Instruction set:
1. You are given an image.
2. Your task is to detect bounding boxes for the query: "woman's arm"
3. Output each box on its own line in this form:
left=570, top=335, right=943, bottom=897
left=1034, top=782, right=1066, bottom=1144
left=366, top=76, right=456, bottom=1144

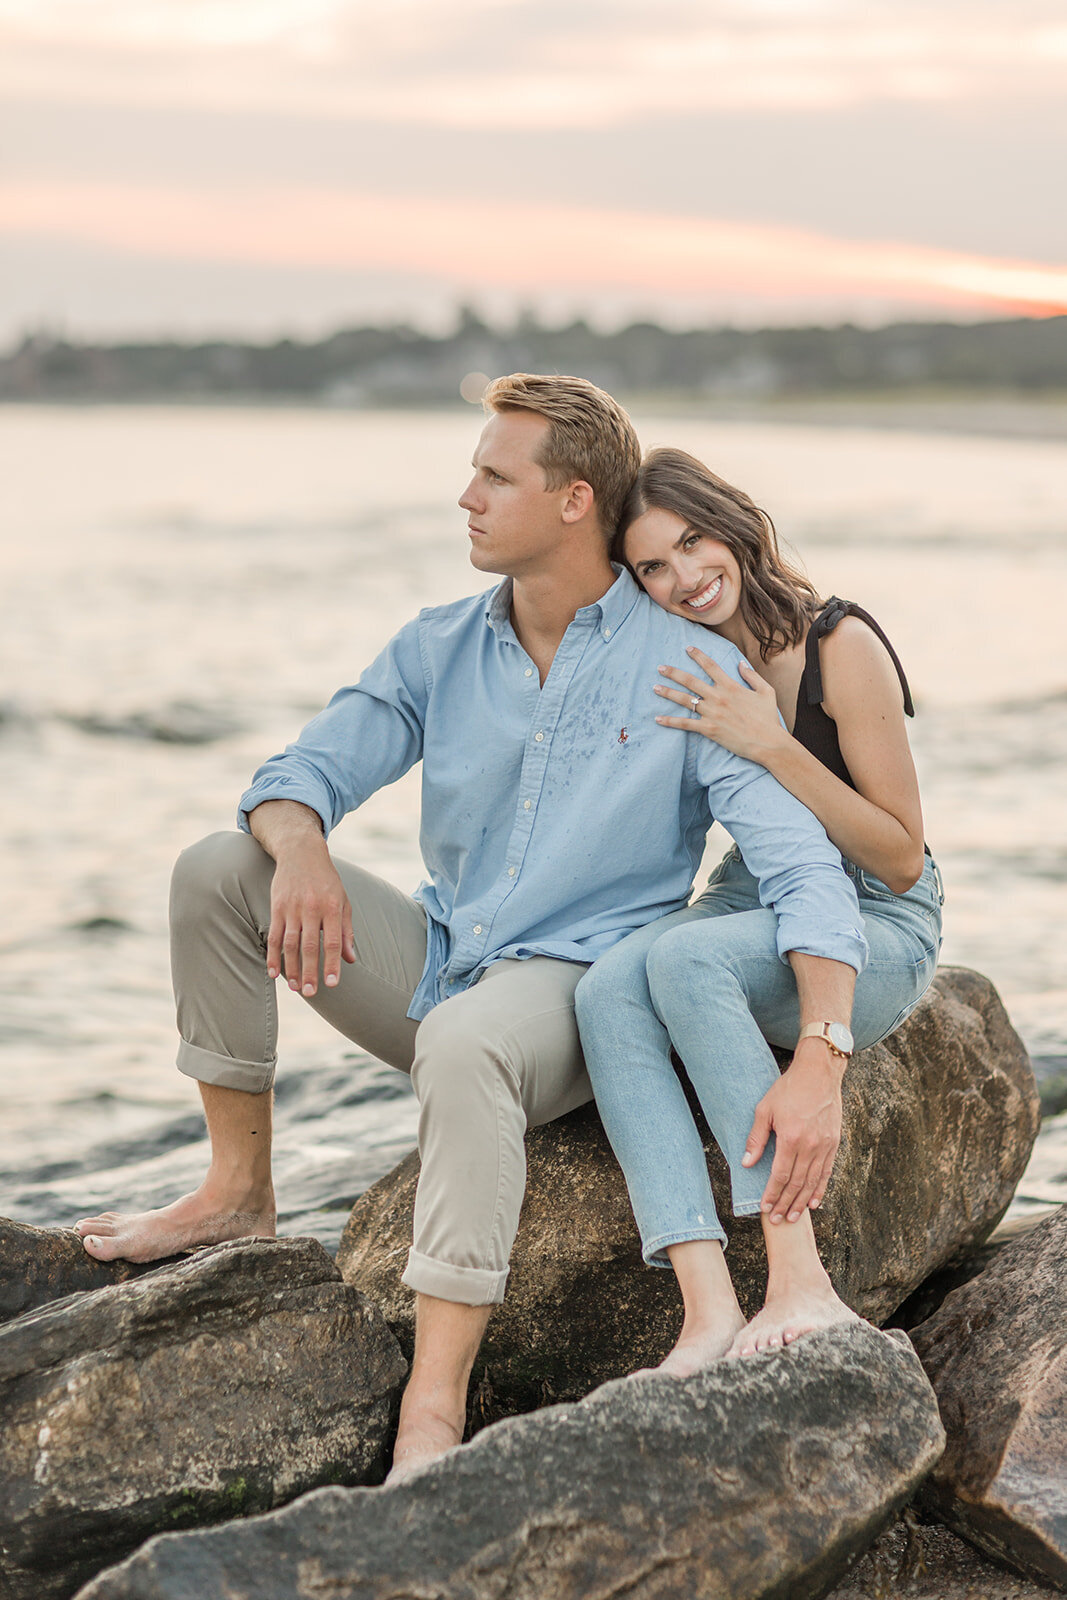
left=655, top=622, right=926, bottom=892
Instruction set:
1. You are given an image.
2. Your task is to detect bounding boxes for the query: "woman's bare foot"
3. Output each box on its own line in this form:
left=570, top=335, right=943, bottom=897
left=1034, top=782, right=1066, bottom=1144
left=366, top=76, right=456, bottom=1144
left=386, top=1396, right=464, bottom=1485
left=640, top=1304, right=748, bottom=1377
left=74, top=1185, right=276, bottom=1264
left=725, top=1282, right=860, bottom=1358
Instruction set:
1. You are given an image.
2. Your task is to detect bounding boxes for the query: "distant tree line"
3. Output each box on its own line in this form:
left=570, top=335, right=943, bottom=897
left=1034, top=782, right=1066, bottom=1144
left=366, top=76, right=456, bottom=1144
left=2, top=308, right=1065, bottom=404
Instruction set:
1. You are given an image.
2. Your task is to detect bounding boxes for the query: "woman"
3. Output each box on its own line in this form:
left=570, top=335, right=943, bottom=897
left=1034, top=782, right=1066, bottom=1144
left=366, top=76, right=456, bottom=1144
left=573, top=447, right=943, bottom=1372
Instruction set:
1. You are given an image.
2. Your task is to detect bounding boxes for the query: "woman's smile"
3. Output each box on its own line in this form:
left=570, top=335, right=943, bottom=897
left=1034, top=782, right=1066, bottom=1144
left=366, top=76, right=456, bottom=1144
left=681, top=575, right=724, bottom=613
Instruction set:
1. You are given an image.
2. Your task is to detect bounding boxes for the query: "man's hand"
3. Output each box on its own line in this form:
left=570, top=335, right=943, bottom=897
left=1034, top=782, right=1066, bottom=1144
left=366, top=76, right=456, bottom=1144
left=742, top=1040, right=845, bottom=1222
left=248, top=800, right=356, bottom=996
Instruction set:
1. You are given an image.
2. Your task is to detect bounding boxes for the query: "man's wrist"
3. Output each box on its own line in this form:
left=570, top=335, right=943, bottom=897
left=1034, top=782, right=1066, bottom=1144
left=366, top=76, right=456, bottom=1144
left=797, top=1020, right=854, bottom=1059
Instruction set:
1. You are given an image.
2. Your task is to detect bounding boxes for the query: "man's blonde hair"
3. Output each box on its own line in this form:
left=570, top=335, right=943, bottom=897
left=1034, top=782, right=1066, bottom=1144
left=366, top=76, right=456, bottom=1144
left=482, top=372, right=641, bottom=539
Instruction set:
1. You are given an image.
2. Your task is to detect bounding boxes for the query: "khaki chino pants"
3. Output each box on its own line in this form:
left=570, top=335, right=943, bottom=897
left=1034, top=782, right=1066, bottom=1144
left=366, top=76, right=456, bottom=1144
left=170, top=831, right=593, bottom=1304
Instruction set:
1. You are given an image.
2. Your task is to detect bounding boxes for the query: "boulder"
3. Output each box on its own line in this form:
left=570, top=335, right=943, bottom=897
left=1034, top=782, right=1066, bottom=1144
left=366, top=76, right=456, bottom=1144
left=75, top=1322, right=945, bottom=1600
left=338, top=966, right=1039, bottom=1419
left=909, top=1205, right=1067, bottom=1590
left=0, top=1237, right=406, bottom=1600
left=0, top=1218, right=159, bottom=1326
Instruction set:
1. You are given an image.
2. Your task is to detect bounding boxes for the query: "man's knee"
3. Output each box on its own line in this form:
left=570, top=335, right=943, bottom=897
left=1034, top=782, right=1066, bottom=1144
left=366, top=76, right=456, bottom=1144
left=170, top=830, right=272, bottom=918
left=411, top=1001, right=518, bottom=1106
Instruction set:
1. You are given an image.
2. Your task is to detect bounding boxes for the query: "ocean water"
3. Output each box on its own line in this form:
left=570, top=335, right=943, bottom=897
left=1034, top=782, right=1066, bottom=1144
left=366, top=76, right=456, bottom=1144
left=1, top=404, right=1065, bottom=1249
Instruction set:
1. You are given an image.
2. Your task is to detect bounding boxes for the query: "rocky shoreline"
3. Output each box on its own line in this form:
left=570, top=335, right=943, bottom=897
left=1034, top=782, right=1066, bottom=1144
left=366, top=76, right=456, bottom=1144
left=0, top=966, right=1063, bottom=1599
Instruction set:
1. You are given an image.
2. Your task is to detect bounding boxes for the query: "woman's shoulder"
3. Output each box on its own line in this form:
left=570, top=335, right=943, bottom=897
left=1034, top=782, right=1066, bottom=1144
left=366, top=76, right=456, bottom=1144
left=818, top=610, right=911, bottom=714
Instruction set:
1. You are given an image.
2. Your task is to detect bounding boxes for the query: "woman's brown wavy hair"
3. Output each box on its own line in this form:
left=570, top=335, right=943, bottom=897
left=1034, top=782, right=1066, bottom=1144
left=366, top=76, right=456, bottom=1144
left=614, top=447, right=820, bottom=661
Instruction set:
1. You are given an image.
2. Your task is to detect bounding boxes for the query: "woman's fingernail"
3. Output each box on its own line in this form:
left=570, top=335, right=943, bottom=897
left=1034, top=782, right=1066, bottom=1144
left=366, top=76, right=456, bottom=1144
left=325, top=973, right=338, bottom=987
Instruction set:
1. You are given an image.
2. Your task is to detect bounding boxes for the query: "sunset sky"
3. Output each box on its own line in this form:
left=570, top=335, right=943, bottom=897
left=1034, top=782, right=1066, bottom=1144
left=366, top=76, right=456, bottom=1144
left=2, top=0, right=1066, bottom=343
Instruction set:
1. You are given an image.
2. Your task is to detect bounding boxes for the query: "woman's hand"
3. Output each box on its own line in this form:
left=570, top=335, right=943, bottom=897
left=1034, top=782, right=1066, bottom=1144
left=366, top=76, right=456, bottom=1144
left=655, top=645, right=786, bottom=764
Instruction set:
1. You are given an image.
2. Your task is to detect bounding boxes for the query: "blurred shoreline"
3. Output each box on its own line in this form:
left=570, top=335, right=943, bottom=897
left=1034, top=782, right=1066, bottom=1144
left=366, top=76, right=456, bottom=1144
left=5, top=390, right=1067, bottom=442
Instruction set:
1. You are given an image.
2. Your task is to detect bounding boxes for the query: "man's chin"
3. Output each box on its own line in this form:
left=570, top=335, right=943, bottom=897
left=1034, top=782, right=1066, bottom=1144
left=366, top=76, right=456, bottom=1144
left=468, top=546, right=508, bottom=577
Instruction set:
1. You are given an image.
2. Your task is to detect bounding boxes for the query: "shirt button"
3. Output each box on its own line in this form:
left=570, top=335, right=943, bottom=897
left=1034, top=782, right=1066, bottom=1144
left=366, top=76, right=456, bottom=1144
left=508, top=866, right=516, bottom=877
left=534, top=731, right=544, bottom=742
left=524, top=667, right=533, bottom=677
left=603, top=627, right=612, bottom=639
left=473, top=924, right=482, bottom=934
left=523, top=799, right=532, bottom=810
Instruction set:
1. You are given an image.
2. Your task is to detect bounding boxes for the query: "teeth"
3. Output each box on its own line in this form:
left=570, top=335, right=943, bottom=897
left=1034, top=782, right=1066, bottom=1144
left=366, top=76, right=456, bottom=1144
left=686, top=576, right=722, bottom=609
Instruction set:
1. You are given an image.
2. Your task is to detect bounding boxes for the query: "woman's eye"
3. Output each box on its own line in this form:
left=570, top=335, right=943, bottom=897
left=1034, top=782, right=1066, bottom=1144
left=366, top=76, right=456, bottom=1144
left=683, top=533, right=702, bottom=550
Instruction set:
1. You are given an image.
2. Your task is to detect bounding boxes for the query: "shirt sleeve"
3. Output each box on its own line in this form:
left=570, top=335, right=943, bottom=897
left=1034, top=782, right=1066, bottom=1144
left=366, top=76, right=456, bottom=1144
left=237, top=615, right=429, bottom=836
left=691, top=653, right=869, bottom=975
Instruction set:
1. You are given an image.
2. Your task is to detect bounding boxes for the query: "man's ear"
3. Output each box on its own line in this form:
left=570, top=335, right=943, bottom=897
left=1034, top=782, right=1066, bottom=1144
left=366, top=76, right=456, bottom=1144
left=561, top=480, right=596, bottom=525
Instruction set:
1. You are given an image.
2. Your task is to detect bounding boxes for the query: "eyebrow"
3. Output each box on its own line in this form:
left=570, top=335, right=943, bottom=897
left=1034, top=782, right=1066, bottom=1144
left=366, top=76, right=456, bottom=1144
left=633, top=525, right=697, bottom=570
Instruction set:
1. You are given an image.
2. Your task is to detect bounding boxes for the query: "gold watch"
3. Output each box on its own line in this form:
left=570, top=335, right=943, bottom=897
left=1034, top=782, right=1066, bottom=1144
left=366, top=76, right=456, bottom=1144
left=798, top=1021, right=854, bottom=1059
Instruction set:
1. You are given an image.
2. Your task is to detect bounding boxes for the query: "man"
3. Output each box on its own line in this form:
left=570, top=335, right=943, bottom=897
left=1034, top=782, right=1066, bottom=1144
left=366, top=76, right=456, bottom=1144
left=77, top=374, right=866, bottom=1480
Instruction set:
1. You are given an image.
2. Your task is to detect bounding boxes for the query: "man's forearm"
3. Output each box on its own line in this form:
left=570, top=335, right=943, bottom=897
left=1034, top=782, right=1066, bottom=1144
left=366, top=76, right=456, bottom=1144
left=248, top=799, right=327, bottom=862
left=787, top=952, right=856, bottom=1033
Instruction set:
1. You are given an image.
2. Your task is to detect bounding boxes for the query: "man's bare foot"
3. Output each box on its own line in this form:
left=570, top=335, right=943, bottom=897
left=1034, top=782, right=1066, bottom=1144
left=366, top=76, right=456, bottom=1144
left=725, top=1284, right=860, bottom=1359
left=74, top=1186, right=276, bottom=1264
left=386, top=1398, right=464, bottom=1485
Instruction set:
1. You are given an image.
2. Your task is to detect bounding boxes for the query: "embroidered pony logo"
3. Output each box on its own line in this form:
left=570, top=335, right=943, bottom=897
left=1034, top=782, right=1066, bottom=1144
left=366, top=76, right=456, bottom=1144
left=618, top=727, right=628, bottom=743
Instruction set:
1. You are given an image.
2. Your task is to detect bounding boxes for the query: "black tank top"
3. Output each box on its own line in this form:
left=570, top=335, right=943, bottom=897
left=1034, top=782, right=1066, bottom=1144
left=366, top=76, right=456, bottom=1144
left=791, top=597, right=914, bottom=792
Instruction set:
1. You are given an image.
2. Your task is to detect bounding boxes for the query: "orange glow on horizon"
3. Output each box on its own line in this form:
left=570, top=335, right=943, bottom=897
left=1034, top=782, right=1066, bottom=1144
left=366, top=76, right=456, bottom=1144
left=2, top=179, right=1064, bottom=322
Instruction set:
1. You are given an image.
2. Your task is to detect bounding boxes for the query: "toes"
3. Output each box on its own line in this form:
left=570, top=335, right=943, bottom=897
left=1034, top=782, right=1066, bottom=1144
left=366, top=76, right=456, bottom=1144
left=82, top=1233, right=123, bottom=1261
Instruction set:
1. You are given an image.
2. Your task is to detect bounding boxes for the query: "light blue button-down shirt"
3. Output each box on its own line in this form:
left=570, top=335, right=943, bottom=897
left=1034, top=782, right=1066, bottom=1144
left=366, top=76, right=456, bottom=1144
left=239, top=569, right=868, bottom=1019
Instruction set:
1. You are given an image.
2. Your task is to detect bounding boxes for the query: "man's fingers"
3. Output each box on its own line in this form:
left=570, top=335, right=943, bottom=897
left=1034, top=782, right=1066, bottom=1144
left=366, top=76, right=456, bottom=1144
left=266, top=916, right=285, bottom=982
left=283, top=922, right=302, bottom=991
left=300, top=923, right=321, bottom=996
left=777, top=1153, right=822, bottom=1223
left=341, top=904, right=357, bottom=966
left=761, top=1147, right=799, bottom=1218
left=741, top=1105, right=771, bottom=1167
left=322, top=914, right=343, bottom=988
left=808, top=1150, right=837, bottom=1211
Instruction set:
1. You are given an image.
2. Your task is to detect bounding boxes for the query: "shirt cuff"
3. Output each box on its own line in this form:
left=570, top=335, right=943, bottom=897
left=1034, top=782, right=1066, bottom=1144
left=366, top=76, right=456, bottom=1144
left=237, top=777, right=332, bottom=836
left=775, top=914, right=869, bottom=976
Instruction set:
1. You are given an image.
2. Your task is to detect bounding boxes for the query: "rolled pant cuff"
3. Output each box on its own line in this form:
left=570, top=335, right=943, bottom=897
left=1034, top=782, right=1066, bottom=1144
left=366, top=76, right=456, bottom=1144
left=732, top=1200, right=764, bottom=1217
left=176, top=1039, right=276, bottom=1094
left=643, top=1226, right=728, bottom=1269
left=401, top=1248, right=509, bottom=1306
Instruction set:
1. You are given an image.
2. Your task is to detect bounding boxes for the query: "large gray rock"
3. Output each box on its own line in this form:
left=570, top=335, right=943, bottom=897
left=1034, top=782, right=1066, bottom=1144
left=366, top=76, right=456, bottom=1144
left=0, top=1237, right=406, bottom=1600
left=76, top=1322, right=945, bottom=1600
left=910, top=1205, right=1067, bottom=1591
left=338, top=966, right=1039, bottom=1420
left=0, top=1218, right=160, bottom=1326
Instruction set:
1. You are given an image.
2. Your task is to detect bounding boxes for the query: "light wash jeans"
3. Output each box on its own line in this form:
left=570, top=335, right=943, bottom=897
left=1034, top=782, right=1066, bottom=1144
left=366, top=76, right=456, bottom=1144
left=574, top=848, right=944, bottom=1267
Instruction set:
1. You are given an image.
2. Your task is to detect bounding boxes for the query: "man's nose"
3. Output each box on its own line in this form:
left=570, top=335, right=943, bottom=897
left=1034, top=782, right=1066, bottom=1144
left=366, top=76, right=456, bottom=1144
left=459, top=478, right=481, bottom=512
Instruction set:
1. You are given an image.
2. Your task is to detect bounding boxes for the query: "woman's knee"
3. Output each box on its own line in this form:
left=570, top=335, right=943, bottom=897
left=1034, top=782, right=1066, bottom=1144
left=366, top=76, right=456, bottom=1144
left=574, top=937, right=656, bottom=1029
left=645, top=921, right=738, bottom=1003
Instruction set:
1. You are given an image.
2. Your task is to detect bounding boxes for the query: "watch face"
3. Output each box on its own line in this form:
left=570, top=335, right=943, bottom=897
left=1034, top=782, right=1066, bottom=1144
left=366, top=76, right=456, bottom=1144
left=828, top=1022, right=854, bottom=1053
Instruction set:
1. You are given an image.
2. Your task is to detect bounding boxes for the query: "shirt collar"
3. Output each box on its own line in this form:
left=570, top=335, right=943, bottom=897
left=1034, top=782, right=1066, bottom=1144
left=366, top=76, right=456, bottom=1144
left=484, top=566, right=640, bottom=641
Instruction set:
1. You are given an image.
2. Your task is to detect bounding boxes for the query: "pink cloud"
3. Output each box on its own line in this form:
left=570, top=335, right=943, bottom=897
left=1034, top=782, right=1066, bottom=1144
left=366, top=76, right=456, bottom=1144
left=3, top=179, right=1064, bottom=317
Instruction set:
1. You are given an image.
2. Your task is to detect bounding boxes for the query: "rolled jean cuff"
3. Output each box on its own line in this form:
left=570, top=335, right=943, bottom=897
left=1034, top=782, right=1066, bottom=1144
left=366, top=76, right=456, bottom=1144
left=732, top=1200, right=764, bottom=1217
left=401, top=1248, right=509, bottom=1306
left=643, top=1226, right=728, bottom=1269
left=176, top=1039, right=276, bottom=1094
